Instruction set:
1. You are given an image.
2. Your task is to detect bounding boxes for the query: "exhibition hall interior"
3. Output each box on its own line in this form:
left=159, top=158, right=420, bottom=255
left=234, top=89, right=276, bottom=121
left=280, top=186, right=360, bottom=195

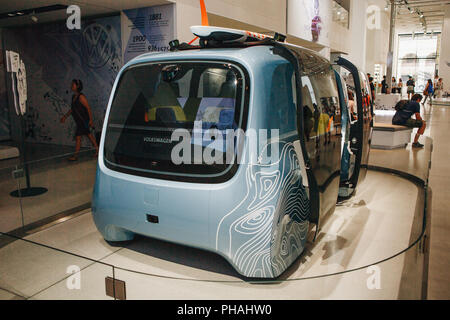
left=0, top=0, right=449, bottom=300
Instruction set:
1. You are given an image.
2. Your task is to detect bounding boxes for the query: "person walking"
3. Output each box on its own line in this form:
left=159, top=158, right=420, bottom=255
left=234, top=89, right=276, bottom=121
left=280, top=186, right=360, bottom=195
left=60, top=79, right=99, bottom=161
left=422, top=79, right=434, bottom=105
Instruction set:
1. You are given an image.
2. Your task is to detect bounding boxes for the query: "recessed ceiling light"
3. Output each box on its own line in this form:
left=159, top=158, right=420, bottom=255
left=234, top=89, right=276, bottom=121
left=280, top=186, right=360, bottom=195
left=0, top=4, right=67, bottom=21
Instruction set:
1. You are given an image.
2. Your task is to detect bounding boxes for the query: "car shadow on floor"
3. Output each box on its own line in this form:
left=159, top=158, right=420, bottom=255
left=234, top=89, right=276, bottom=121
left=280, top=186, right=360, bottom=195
left=108, top=235, right=244, bottom=279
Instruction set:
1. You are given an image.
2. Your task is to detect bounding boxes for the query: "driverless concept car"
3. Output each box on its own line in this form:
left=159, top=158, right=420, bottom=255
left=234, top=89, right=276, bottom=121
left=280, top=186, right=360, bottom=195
left=92, top=26, right=368, bottom=278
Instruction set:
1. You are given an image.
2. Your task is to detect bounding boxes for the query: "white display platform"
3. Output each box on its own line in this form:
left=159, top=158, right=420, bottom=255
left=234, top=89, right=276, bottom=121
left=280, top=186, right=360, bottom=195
left=0, top=146, right=19, bottom=161
left=372, top=123, right=413, bottom=149
left=374, top=93, right=402, bottom=111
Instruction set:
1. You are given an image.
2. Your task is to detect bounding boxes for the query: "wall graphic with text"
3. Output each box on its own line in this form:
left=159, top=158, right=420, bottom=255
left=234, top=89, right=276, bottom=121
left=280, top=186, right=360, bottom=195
left=121, top=4, right=175, bottom=64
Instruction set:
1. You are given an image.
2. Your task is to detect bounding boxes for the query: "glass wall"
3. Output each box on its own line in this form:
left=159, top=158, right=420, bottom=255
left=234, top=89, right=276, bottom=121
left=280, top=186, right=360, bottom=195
left=397, top=33, right=440, bottom=93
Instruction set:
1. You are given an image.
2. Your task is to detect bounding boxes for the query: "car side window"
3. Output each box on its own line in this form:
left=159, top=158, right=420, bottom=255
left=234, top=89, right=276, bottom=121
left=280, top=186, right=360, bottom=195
left=267, top=62, right=297, bottom=136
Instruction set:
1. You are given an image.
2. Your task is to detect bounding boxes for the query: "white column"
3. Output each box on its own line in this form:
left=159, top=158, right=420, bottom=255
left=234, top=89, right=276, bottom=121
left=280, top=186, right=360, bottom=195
left=386, top=0, right=395, bottom=89
left=346, top=0, right=368, bottom=70
left=438, top=5, right=450, bottom=93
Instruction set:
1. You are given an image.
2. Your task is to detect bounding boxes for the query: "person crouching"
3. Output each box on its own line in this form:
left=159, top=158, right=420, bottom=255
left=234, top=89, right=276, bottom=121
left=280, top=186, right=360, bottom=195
left=392, top=94, right=426, bottom=148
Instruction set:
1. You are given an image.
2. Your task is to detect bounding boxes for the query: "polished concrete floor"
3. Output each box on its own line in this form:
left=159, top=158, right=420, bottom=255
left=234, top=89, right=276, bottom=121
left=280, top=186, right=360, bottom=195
left=422, top=103, right=450, bottom=300
left=0, top=142, right=92, bottom=170
left=375, top=102, right=450, bottom=299
left=0, top=158, right=96, bottom=233
left=0, top=170, right=427, bottom=300
left=0, top=142, right=97, bottom=234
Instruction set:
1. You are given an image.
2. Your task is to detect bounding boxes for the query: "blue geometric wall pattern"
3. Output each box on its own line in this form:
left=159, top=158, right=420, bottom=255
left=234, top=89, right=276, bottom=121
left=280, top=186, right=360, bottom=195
left=3, top=16, right=122, bottom=146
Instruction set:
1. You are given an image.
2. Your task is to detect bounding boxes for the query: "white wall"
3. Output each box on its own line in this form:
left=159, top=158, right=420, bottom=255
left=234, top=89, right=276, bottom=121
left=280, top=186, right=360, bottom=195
left=175, top=0, right=286, bottom=43
left=329, top=21, right=350, bottom=55
left=438, top=5, right=450, bottom=92
left=173, top=0, right=391, bottom=71
left=287, top=0, right=331, bottom=48
left=174, top=0, right=202, bottom=43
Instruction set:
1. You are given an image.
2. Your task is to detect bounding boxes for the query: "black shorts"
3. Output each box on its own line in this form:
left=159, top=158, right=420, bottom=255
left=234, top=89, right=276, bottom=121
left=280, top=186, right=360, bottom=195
left=404, top=118, right=423, bottom=128
left=75, top=122, right=90, bottom=136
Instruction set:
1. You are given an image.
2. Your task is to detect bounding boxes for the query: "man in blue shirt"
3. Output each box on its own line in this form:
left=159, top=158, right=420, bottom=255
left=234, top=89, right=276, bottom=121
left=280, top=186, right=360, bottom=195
left=392, top=94, right=426, bottom=148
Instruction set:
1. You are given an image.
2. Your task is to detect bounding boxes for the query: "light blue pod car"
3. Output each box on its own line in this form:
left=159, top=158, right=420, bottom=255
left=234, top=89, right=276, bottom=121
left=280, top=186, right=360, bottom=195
left=92, top=28, right=344, bottom=278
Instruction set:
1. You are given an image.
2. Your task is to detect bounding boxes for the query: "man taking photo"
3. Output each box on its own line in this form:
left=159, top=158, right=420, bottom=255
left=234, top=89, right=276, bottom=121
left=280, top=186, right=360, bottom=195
left=392, top=94, right=426, bottom=148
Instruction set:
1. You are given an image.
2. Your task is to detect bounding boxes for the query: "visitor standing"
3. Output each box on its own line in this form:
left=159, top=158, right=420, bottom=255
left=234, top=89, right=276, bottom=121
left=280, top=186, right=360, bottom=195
left=407, top=76, right=415, bottom=99
left=433, top=75, right=439, bottom=98
left=435, top=78, right=443, bottom=99
left=381, top=76, right=388, bottom=94
left=398, top=78, right=403, bottom=97
left=369, top=77, right=375, bottom=101
left=391, top=77, right=397, bottom=93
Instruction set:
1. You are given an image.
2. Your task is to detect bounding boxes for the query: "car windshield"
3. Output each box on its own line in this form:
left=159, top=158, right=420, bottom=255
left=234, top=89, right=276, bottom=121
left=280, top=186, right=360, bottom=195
left=103, top=61, right=248, bottom=181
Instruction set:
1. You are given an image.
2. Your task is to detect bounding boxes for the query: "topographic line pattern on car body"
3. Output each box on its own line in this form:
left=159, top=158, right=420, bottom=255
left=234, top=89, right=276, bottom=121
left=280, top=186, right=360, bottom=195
left=216, top=142, right=311, bottom=278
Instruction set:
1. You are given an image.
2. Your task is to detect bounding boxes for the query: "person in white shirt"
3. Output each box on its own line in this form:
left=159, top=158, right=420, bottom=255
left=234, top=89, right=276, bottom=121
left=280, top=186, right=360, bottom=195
left=433, top=75, right=439, bottom=98
left=435, top=78, right=443, bottom=98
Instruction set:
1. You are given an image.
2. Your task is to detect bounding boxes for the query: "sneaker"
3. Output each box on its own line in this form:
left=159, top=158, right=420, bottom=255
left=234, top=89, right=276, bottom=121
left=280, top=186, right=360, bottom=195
left=412, top=142, right=424, bottom=148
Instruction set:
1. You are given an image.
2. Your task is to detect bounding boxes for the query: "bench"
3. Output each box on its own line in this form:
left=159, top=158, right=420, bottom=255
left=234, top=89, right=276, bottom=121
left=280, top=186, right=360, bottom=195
left=0, top=145, right=20, bottom=161
left=371, top=123, right=412, bottom=150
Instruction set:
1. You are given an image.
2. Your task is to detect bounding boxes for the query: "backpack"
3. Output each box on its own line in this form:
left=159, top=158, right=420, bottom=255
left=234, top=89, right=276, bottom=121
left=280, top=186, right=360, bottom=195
left=395, top=100, right=409, bottom=111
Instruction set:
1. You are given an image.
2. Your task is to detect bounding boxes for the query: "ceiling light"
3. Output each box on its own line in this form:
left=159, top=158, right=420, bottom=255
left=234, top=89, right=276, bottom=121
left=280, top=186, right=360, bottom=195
left=0, top=5, right=67, bottom=21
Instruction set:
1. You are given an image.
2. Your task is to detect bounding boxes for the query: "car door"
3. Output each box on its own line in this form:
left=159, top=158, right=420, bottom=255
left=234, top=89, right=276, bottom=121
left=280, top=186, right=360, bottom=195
left=335, top=57, right=372, bottom=197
